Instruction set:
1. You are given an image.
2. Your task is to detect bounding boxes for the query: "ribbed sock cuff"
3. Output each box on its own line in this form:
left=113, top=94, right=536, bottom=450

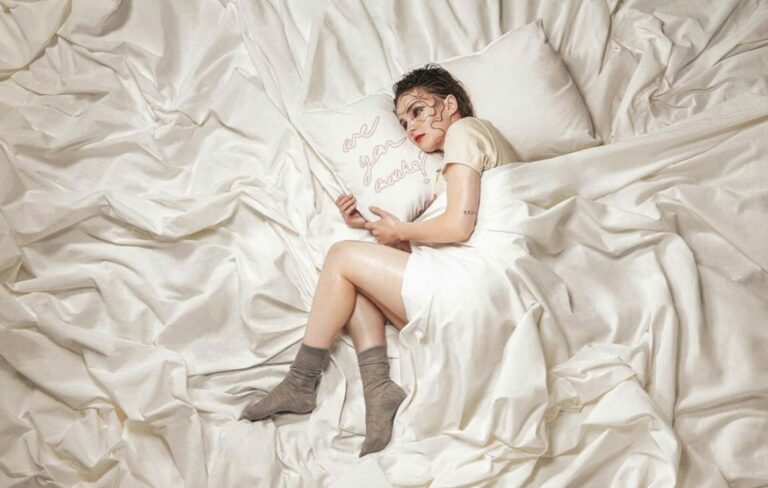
left=292, top=343, right=330, bottom=376
left=300, top=343, right=330, bottom=357
left=357, top=345, right=388, bottom=365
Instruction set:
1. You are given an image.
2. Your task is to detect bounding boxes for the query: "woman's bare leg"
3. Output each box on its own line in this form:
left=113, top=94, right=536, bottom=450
left=345, top=293, right=387, bottom=353
left=302, top=241, right=410, bottom=457
left=303, top=241, right=410, bottom=349
left=244, top=240, right=410, bottom=455
left=358, top=289, right=408, bottom=330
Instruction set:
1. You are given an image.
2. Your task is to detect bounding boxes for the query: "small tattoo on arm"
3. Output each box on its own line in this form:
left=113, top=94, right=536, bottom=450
left=463, top=210, right=477, bottom=215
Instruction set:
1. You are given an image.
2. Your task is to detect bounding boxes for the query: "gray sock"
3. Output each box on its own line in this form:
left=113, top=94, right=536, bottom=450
left=357, top=345, right=407, bottom=457
left=241, top=343, right=330, bottom=421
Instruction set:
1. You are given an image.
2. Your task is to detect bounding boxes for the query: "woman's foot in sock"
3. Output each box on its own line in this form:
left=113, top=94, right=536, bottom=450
left=359, top=381, right=407, bottom=457
left=240, top=373, right=318, bottom=420
left=241, top=343, right=329, bottom=421
left=357, top=345, right=407, bottom=457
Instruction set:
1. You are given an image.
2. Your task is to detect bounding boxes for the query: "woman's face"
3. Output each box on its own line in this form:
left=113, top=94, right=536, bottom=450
left=395, top=87, right=459, bottom=153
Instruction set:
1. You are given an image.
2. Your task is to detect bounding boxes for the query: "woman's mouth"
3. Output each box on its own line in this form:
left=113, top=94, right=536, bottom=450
left=415, top=134, right=425, bottom=143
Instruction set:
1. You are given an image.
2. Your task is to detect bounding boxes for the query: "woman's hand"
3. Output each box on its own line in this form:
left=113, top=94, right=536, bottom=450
left=365, top=206, right=403, bottom=246
left=390, top=239, right=412, bottom=253
left=335, top=193, right=368, bottom=229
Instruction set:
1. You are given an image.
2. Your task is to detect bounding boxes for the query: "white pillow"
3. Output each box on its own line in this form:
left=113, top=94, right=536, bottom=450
left=296, top=93, right=443, bottom=223
left=294, top=19, right=598, bottom=224
left=438, top=19, right=600, bottom=161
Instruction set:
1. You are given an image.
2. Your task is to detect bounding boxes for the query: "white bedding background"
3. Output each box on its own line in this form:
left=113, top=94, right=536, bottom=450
left=1, top=1, right=767, bottom=487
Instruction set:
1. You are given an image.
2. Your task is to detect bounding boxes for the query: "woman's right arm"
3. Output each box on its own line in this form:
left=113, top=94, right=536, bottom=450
left=397, top=163, right=480, bottom=244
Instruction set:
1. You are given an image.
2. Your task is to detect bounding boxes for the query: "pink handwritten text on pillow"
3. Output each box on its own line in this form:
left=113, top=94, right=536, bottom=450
left=375, top=152, right=429, bottom=193
left=343, top=116, right=430, bottom=191
left=359, top=138, right=407, bottom=185
left=342, top=116, right=379, bottom=153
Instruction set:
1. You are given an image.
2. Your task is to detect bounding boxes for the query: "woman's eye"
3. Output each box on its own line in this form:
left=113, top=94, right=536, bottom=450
left=414, top=107, right=423, bottom=116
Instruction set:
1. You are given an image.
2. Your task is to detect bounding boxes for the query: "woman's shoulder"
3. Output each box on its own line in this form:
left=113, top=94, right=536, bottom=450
left=445, top=116, right=519, bottom=165
left=446, top=116, right=495, bottom=140
left=448, top=116, right=488, bottom=131
left=443, top=117, right=498, bottom=165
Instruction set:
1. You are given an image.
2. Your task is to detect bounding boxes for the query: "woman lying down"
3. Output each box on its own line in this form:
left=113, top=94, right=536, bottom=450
left=241, top=64, right=520, bottom=457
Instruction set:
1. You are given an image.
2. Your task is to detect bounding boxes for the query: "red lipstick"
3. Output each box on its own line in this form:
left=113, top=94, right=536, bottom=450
left=415, top=134, right=424, bottom=143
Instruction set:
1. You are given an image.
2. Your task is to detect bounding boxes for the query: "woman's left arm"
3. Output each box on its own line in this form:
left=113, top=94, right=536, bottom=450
left=397, top=163, right=481, bottom=244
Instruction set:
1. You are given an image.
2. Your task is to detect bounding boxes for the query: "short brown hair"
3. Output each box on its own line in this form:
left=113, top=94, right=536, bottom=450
left=392, top=63, right=475, bottom=118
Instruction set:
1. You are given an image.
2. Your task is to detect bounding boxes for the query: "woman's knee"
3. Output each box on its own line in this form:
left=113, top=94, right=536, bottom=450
left=325, top=240, right=364, bottom=267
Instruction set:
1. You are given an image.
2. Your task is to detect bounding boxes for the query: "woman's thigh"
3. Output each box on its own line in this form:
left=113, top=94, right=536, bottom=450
left=326, top=240, right=411, bottom=327
left=359, top=288, right=407, bottom=330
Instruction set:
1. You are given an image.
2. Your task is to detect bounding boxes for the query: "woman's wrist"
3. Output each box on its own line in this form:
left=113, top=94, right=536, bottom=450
left=397, top=221, right=408, bottom=241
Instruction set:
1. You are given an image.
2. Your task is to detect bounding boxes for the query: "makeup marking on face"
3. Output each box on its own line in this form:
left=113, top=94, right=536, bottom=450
left=395, top=89, right=448, bottom=146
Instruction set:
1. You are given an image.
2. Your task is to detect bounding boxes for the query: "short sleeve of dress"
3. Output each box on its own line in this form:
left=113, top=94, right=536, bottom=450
left=441, top=117, right=495, bottom=175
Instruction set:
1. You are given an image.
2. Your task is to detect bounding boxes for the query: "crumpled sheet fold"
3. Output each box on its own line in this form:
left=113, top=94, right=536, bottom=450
left=1, top=0, right=766, bottom=487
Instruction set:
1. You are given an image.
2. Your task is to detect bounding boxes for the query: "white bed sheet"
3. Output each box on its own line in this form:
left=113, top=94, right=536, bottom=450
left=0, top=0, right=766, bottom=487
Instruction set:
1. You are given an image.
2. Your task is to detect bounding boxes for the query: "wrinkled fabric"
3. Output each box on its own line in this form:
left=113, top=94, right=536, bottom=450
left=0, top=0, right=766, bottom=487
left=396, top=94, right=768, bottom=487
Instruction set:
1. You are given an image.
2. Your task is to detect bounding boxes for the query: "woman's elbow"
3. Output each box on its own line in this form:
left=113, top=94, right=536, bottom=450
left=454, top=222, right=475, bottom=242
left=439, top=212, right=475, bottom=242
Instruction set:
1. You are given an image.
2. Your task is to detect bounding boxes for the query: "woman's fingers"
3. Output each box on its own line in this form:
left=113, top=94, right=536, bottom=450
left=336, top=195, right=356, bottom=210
left=336, top=193, right=353, bottom=201
left=337, top=195, right=356, bottom=223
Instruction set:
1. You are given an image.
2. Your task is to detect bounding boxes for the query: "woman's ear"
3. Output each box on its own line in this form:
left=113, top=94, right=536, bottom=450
left=444, top=94, right=459, bottom=117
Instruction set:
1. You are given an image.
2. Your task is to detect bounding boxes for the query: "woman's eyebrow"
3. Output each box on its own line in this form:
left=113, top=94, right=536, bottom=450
left=397, top=100, right=418, bottom=115
left=397, top=100, right=419, bottom=126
